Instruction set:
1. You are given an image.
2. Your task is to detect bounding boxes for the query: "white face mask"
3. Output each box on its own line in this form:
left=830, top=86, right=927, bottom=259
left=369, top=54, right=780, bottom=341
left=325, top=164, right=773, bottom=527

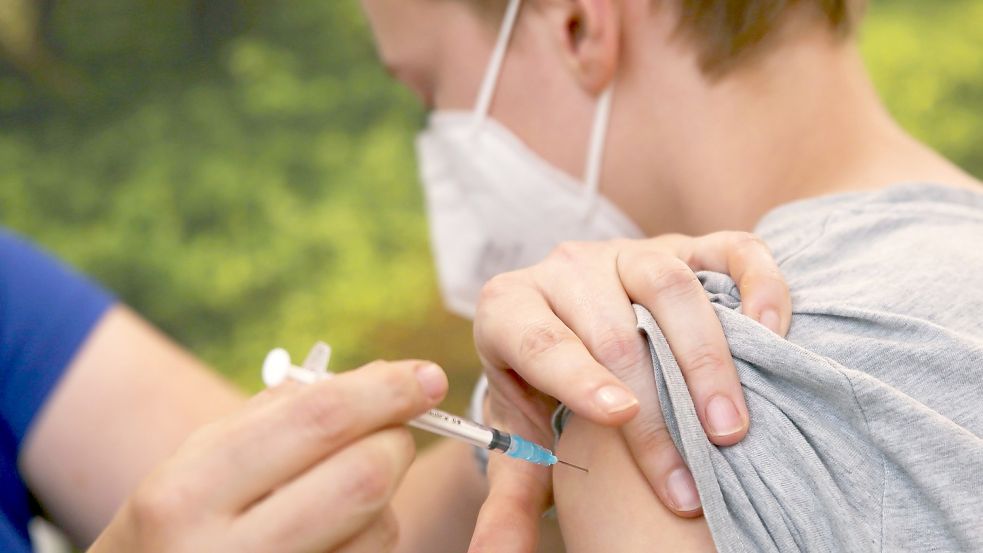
left=415, top=0, right=645, bottom=318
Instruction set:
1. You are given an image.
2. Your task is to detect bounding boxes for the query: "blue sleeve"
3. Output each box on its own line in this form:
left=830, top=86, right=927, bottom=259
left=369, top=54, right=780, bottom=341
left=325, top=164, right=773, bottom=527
left=0, top=230, right=115, bottom=451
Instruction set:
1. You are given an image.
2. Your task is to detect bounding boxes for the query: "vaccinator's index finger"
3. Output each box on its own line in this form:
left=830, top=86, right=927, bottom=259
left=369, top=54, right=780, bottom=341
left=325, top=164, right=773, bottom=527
left=188, top=360, right=447, bottom=511
left=237, top=429, right=413, bottom=552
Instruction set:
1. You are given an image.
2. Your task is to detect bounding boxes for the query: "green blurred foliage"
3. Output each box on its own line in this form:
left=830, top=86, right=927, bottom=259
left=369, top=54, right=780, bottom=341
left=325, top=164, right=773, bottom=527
left=0, top=0, right=478, bottom=409
left=861, top=0, right=983, bottom=178
left=0, top=0, right=980, bottom=413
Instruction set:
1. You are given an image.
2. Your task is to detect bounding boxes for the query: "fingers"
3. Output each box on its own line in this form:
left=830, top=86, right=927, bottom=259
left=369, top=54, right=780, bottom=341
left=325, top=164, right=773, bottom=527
left=530, top=244, right=652, bottom=393
left=682, top=231, right=791, bottom=335
left=534, top=245, right=706, bottom=514
left=193, top=360, right=447, bottom=510
left=620, top=400, right=704, bottom=516
left=469, top=456, right=552, bottom=553
left=617, top=250, right=749, bottom=446
left=474, top=271, right=639, bottom=426
left=554, top=416, right=714, bottom=551
left=532, top=249, right=707, bottom=516
left=237, top=428, right=414, bottom=552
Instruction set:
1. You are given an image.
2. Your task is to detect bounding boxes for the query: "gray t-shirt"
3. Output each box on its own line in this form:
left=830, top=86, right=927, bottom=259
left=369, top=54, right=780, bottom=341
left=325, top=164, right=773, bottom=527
left=633, top=183, right=983, bottom=552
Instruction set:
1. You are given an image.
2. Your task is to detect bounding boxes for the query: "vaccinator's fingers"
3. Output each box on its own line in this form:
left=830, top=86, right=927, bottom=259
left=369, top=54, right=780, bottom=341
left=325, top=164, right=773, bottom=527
left=236, top=429, right=414, bottom=552
left=185, top=360, right=447, bottom=510
left=468, top=457, right=552, bottom=553
left=474, top=272, right=639, bottom=426
left=682, top=231, right=791, bottom=335
left=617, top=250, right=749, bottom=446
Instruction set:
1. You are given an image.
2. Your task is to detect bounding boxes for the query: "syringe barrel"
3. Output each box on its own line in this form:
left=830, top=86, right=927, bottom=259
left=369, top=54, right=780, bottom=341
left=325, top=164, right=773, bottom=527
left=409, top=408, right=496, bottom=450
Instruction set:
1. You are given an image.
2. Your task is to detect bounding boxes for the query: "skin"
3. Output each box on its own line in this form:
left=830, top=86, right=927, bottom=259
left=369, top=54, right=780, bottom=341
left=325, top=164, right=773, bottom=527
left=87, top=357, right=450, bottom=553
left=13, top=2, right=808, bottom=553
left=554, top=416, right=715, bottom=553
left=362, top=0, right=982, bottom=551
left=17, top=189, right=792, bottom=552
left=361, top=0, right=790, bottom=550
left=20, top=306, right=246, bottom=544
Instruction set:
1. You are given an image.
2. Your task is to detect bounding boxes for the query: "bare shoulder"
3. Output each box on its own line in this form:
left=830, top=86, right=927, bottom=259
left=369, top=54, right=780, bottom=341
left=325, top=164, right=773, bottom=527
left=553, top=416, right=716, bottom=553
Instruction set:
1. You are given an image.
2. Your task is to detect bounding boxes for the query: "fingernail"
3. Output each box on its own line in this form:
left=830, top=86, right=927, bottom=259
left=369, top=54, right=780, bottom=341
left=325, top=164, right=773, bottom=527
left=594, top=385, right=639, bottom=415
left=415, top=363, right=448, bottom=400
left=706, top=395, right=745, bottom=437
left=666, top=467, right=701, bottom=511
left=760, top=309, right=781, bottom=334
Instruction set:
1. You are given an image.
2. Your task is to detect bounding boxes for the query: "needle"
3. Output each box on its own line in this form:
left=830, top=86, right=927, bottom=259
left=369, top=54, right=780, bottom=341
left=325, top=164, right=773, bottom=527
left=556, top=459, right=589, bottom=473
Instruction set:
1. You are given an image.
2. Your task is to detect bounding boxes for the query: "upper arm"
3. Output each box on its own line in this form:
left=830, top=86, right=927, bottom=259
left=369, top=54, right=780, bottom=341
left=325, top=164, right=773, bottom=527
left=553, top=415, right=716, bottom=553
left=19, top=306, right=246, bottom=546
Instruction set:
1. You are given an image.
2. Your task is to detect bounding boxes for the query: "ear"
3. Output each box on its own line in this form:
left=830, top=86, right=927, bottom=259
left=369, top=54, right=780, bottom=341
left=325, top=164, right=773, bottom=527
left=541, top=0, right=622, bottom=95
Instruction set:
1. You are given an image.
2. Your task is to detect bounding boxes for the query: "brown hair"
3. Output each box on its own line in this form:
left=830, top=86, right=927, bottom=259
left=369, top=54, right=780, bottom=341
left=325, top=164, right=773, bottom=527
left=675, top=0, right=867, bottom=75
left=469, top=0, right=866, bottom=75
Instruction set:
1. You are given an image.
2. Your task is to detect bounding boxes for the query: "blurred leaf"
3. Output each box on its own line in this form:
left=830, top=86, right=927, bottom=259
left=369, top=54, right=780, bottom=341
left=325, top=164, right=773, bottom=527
left=0, top=0, right=979, bottom=416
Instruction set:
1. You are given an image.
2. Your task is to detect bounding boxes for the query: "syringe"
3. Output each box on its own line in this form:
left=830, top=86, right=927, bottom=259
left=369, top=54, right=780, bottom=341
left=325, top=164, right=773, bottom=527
left=262, top=346, right=587, bottom=472
left=407, top=406, right=588, bottom=470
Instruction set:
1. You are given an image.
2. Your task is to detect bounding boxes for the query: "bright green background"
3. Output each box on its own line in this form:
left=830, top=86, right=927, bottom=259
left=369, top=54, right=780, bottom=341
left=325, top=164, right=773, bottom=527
left=0, top=0, right=980, bottom=413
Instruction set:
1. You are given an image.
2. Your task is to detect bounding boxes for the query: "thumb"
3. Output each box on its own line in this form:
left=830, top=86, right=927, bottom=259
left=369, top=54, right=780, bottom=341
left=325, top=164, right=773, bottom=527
left=468, top=458, right=552, bottom=553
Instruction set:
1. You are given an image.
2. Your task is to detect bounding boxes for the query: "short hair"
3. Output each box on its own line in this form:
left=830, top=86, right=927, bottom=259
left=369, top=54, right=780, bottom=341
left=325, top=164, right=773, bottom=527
left=675, top=0, right=868, bottom=75
left=469, top=0, right=867, bottom=75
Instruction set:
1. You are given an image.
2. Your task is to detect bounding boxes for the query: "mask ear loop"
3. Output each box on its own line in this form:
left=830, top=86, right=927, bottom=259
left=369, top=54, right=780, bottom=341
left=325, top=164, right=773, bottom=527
left=472, top=0, right=611, bottom=216
left=471, top=0, right=523, bottom=133
left=581, top=86, right=614, bottom=214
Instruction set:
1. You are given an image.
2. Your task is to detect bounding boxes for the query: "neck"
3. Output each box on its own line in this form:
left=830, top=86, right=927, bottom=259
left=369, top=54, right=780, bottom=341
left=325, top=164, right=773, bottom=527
left=608, top=25, right=979, bottom=236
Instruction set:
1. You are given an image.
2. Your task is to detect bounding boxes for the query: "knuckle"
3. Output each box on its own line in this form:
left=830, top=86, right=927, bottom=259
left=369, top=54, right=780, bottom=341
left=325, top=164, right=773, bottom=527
left=293, top=391, right=350, bottom=445
left=548, top=240, right=587, bottom=262
left=518, top=321, right=575, bottom=361
left=350, top=457, right=393, bottom=507
left=645, top=261, right=701, bottom=302
left=641, top=234, right=686, bottom=255
left=681, top=343, right=730, bottom=381
left=348, top=436, right=410, bottom=507
left=631, top=419, right=678, bottom=458
left=477, top=271, right=521, bottom=306
left=593, top=329, right=646, bottom=373
left=729, top=231, right=769, bottom=255
left=381, top=365, right=421, bottom=414
left=129, top=477, right=195, bottom=529
left=629, top=243, right=673, bottom=259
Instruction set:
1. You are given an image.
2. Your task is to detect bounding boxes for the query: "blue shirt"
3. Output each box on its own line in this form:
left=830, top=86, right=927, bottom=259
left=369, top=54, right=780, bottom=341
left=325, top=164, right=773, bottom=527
left=0, top=230, right=113, bottom=551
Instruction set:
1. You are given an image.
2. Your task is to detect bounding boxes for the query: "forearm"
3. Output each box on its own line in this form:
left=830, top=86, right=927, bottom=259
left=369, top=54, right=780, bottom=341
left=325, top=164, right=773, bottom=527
left=20, top=306, right=247, bottom=545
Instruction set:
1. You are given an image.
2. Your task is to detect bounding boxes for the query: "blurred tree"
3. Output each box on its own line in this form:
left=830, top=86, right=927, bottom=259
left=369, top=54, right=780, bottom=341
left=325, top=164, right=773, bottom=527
left=0, top=1, right=479, bottom=409
left=862, top=0, right=983, bottom=178
left=0, top=0, right=980, bottom=415
left=0, top=0, right=80, bottom=96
